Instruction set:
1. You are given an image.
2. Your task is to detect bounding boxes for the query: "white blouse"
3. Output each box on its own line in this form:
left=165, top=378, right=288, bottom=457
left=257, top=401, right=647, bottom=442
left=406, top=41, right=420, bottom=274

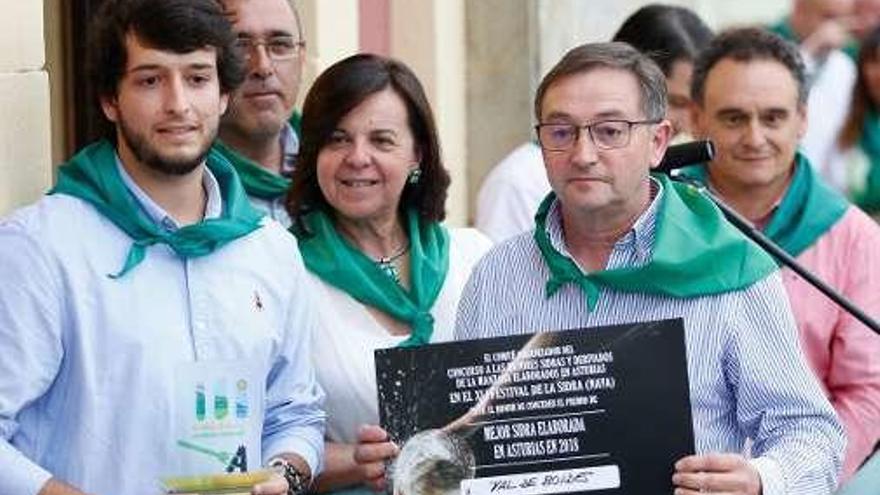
left=308, top=228, right=492, bottom=443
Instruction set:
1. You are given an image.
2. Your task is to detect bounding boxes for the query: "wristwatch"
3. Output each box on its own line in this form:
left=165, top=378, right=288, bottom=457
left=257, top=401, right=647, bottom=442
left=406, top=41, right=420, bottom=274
left=269, top=457, right=310, bottom=495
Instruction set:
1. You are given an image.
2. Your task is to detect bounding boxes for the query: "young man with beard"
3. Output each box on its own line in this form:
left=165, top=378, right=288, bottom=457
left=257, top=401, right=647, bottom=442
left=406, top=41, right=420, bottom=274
left=216, top=0, right=306, bottom=227
left=0, top=1, right=324, bottom=494
left=686, top=27, right=880, bottom=482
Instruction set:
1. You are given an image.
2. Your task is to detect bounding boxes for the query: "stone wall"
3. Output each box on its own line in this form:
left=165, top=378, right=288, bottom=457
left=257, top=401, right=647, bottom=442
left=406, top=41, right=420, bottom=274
left=0, top=0, right=52, bottom=215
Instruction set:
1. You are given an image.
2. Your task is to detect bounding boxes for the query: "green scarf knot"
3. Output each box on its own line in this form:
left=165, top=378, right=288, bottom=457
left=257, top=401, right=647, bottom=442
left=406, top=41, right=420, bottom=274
left=534, top=174, right=777, bottom=310
left=679, top=152, right=848, bottom=257
left=407, top=312, right=436, bottom=348
left=294, top=208, right=450, bottom=347
left=50, top=140, right=265, bottom=278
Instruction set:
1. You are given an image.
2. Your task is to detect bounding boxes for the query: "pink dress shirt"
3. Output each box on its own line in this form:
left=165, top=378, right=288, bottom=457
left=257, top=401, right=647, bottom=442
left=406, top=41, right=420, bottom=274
left=781, top=206, right=880, bottom=481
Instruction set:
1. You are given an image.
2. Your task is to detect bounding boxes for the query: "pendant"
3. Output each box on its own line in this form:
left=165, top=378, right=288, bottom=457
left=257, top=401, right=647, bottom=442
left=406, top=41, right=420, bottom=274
left=377, top=260, right=401, bottom=284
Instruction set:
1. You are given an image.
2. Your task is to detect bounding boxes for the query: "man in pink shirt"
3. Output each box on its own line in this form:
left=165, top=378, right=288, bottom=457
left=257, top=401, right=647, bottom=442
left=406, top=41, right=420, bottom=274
left=686, top=27, right=880, bottom=481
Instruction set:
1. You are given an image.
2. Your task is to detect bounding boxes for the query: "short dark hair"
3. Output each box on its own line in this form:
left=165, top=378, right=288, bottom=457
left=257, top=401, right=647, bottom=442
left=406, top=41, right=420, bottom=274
left=88, top=0, right=245, bottom=102
left=534, top=42, right=667, bottom=122
left=287, top=54, right=450, bottom=231
left=613, top=4, right=713, bottom=76
left=691, top=27, right=808, bottom=106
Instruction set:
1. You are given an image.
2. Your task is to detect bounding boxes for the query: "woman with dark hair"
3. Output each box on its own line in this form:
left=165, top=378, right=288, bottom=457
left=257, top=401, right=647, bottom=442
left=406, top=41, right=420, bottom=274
left=830, top=25, right=880, bottom=220
left=613, top=3, right=713, bottom=140
left=286, top=53, right=491, bottom=493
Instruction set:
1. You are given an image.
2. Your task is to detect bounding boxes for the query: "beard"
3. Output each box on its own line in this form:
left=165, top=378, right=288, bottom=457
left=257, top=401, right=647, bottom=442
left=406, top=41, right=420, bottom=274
left=117, top=115, right=216, bottom=176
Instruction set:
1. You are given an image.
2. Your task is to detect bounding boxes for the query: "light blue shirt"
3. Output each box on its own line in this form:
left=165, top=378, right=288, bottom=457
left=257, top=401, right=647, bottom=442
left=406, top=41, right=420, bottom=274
left=116, top=156, right=225, bottom=229
left=455, top=181, right=845, bottom=495
left=0, top=160, right=325, bottom=495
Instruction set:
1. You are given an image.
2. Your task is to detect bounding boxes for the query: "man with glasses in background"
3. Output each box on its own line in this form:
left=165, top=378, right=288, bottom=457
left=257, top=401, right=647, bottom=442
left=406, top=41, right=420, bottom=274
left=217, top=0, right=306, bottom=226
left=452, top=42, right=844, bottom=495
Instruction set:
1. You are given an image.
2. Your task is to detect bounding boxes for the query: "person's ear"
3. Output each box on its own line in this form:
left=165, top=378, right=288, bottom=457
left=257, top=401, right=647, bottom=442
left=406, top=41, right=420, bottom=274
left=220, top=92, right=229, bottom=116
left=100, top=94, right=120, bottom=123
left=648, top=120, right=673, bottom=170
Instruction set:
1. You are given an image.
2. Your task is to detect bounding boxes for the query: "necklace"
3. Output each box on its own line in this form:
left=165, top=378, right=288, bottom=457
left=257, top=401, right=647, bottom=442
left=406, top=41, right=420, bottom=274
left=375, top=242, right=410, bottom=284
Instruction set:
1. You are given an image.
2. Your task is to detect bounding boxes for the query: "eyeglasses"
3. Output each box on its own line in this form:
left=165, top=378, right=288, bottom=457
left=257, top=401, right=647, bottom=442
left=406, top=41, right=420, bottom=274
left=234, top=36, right=305, bottom=61
left=535, top=119, right=661, bottom=151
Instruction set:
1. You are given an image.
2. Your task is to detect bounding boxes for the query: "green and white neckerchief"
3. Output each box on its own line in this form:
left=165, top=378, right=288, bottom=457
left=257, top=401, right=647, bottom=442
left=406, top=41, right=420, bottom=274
left=51, top=139, right=265, bottom=278
left=533, top=174, right=778, bottom=310
left=214, top=112, right=302, bottom=200
left=213, top=140, right=291, bottom=200
left=679, top=152, right=848, bottom=257
left=294, top=209, right=450, bottom=347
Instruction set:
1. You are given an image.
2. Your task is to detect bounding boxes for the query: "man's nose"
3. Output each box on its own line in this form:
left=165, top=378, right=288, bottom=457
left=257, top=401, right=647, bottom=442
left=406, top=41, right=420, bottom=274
left=163, top=76, right=190, bottom=115
left=741, top=119, right=767, bottom=147
left=249, top=45, right=275, bottom=79
left=571, top=127, right=600, bottom=165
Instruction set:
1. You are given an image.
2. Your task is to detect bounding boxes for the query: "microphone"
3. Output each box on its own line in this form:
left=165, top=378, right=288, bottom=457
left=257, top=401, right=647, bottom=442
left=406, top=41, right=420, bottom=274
left=655, top=140, right=714, bottom=173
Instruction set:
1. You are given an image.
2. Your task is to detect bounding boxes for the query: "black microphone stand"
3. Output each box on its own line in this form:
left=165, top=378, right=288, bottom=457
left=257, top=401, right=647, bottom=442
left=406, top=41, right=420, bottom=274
left=661, top=141, right=880, bottom=335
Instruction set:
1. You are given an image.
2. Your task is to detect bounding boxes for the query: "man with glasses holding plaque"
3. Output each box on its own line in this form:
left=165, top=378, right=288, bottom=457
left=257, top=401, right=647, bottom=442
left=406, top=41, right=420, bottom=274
left=453, top=42, right=844, bottom=495
left=217, top=0, right=307, bottom=226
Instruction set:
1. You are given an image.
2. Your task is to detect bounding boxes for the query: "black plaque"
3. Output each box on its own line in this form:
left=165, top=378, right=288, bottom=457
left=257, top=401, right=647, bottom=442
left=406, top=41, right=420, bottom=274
left=375, top=318, right=694, bottom=495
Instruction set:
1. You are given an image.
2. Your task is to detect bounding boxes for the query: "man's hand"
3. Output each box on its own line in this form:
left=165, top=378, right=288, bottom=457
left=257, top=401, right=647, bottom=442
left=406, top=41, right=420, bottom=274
left=252, top=472, right=287, bottom=495
left=672, top=453, right=761, bottom=495
left=354, top=424, right=399, bottom=492
left=37, top=478, right=92, bottom=495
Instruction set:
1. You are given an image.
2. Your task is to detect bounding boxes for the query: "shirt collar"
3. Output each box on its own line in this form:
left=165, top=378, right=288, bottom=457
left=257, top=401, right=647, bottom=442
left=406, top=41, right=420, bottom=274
left=279, top=122, right=299, bottom=177
left=115, top=154, right=223, bottom=232
left=545, top=176, right=663, bottom=272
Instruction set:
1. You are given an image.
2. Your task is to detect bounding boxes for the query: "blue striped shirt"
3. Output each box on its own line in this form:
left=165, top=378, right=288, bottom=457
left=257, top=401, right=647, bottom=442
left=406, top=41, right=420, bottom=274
left=455, top=182, right=844, bottom=495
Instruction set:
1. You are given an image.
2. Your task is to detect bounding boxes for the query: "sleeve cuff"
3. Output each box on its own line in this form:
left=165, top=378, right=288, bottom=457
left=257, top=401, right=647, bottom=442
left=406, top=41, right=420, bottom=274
left=0, top=440, right=53, bottom=495
left=750, top=456, right=785, bottom=495
left=263, top=430, right=324, bottom=477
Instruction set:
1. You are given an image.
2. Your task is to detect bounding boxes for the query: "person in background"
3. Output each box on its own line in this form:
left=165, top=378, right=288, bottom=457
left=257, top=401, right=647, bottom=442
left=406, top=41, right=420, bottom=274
left=473, top=140, right=548, bottom=243
left=475, top=4, right=712, bottom=243
left=0, top=1, right=325, bottom=494
left=830, top=25, right=880, bottom=218
left=613, top=3, right=713, bottom=142
left=769, top=0, right=859, bottom=180
left=843, top=0, right=880, bottom=58
left=286, top=54, right=492, bottom=494
left=217, top=0, right=306, bottom=226
left=687, top=27, right=880, bottom=481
